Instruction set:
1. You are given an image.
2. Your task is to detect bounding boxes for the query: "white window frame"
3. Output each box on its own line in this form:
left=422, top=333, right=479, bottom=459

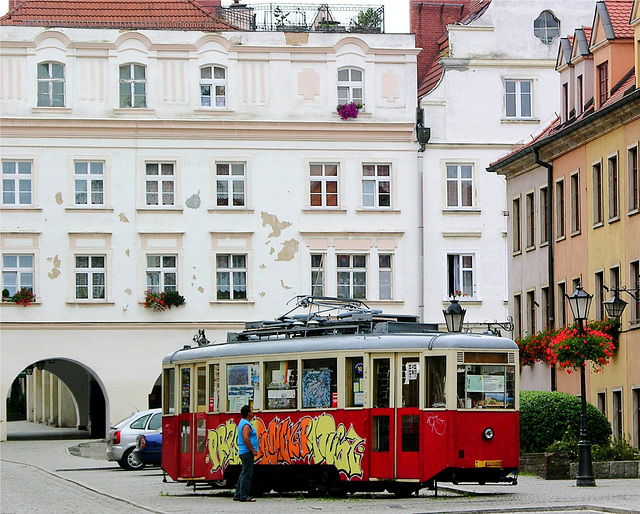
left=74, top=255, right=106, bottom=301
left=362, top=163, right=391, bottom=209
left=504, top=79, right=533, bottom=119
left=309, top=163, right=339, bottom=208
left=146, top=254, right=178, bottom=293
left=628, top=143, right=639, bottom=214
left=445, top=163, right=474, bottom=208
left=200, top=65, right=227, bottom=108
left=145, top=162, right=175, bottom=207
left=570, top=171, right=581, bottom=235
left=119, top=63, right=146, bottom=108
left=608, top=152, right=619, bottom=221
left=215, top=162, right=245, bottom=208
left=2, top=160, right=33, bottom=207
left=337, top=253, right=367, bottom=300
left=1, top=254, right=35, bottom=297
left=555, top=178, right=565, bottom=240
left=446, top=253, right=475, bottom=299
left=311, top=253, right=325, bottom=297
left=74, top=161, right=105, bottom=206
left=593, top=159, right=604, bottom=226
left=525, top=190, right=535, bottom=249
left=215, top=253, right=247, bottom=301
left=378, top=253, right=393, bottom=300
left=337, top=67, right=363, bottom=105
left=37, top=61, right=65, bottom=107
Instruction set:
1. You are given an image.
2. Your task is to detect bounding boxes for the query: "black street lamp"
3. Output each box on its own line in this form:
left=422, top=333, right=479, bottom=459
left=443, top=298, right=466, bottom=332
left=566, top=285, right=595, bottom=487
left=603, top=283, right=639, bottom=320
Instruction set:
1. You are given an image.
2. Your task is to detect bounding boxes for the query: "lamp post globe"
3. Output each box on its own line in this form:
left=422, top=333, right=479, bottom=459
left=603, top=294, right=627, bottom=319
left=443, top=299, right=466, bottom=333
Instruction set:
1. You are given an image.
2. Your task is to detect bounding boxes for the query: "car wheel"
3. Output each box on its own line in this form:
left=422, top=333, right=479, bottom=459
left=118, top=447, right=146, bottom=471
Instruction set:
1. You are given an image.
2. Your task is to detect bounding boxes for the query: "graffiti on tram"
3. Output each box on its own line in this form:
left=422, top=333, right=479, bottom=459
left=205, top=413, right=366, bottom=479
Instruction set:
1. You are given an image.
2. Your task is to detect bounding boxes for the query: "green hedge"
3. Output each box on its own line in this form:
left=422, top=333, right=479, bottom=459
left=520, top=391, right=611, bottom=454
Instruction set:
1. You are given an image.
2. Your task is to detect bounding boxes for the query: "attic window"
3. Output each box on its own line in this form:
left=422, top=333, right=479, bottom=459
left=534, top=11, right=559, bottom=44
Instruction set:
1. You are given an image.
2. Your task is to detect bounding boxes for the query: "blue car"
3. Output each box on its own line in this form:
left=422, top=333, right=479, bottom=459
left=133, top=431, right=162, bottom=466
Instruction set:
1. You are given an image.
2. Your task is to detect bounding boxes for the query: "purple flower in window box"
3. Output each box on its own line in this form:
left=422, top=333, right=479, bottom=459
left=336, top=102, right=362, bottom=120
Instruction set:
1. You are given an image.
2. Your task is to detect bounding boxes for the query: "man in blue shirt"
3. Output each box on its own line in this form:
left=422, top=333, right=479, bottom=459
left=234, top=405, right=258, bottom=502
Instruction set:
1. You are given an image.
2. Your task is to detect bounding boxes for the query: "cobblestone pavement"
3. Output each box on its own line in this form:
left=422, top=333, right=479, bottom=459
left=1, top=436, right=639, bottom=514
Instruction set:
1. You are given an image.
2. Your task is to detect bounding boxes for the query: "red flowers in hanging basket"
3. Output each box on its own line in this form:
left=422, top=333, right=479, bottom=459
left=547, top=326, right=615, bottom=373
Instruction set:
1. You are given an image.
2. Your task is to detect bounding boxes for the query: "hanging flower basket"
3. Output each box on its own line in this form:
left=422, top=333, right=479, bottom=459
left=336, top=102, right=362, bottom=120
left=546, top=326, right=615, bottom=373
left=145, top=290, right=185, bottom=312
left=516, top=327, right=556, bottom=368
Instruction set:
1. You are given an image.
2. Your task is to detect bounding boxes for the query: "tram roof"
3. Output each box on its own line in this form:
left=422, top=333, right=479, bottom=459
left=163, top=331, right=518, bottom=365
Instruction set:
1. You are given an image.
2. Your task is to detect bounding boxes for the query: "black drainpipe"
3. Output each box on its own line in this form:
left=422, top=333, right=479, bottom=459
left=534, top=146, right=556, bottom=391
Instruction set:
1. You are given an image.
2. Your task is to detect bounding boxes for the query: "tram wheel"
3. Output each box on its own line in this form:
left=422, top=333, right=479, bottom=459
left=391, top=484, right=416, bottom=498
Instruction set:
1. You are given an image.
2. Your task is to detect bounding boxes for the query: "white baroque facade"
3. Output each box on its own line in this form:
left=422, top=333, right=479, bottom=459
left=0, top=26, right=419, bottom=439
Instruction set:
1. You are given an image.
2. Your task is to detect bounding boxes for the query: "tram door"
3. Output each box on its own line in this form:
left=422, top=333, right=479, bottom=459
left=177, top=364, right=208, bottom=479
left=396, top=354, right=421, bottom=479
left=368, top=355, right=395, bottom=479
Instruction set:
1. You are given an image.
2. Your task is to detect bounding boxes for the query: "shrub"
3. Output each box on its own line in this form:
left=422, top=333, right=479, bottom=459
left=520, top=391, right=611, bottom=454
left=592, top=436, right=640, bottom=461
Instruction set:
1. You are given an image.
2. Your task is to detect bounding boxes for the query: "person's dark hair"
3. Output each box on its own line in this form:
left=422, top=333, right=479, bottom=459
left=240, top=404, right=251, bottom=418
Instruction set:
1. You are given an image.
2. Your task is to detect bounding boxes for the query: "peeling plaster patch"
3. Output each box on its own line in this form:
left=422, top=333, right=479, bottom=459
left=55, top=192, right=63, bottom=205
left=185, top=192, right=201, bottom=209
left=124, top=288, right=132, bottom=295
left=47, top=255, right=61, bottom=279
left=266, top=240, right=271, bottom=245
left=125, top=249, right=130, bottom=257
left=198, top=286, right=204, bottom=294
left=276, top=239, right=299, bottom=261
left=119, top=212, right=129, bottom=223
left=269, top=248, right=275, bottom=255
left=285, top=32, right=309, bottom=45
left=280, top=280, right=292, bottom=290
left=259, top=264, right=266, bottom=269
left=259, top=291, right=265, bottom=297
left=261, top=212, right=291, bottom=238
left=192, top=274, right=197, bottom=279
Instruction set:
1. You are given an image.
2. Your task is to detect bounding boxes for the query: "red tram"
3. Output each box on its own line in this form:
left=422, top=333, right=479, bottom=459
left=161, top=297, right=519, bottom=496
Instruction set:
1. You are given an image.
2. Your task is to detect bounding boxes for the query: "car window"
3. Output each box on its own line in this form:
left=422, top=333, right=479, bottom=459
left=130, top=413, right=151, bottom=430
left=147, top=413, right=162, bottom=430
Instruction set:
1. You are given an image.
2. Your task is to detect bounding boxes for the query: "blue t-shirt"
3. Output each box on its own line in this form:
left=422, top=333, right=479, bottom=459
left=237, top=418, right=258, bottom=455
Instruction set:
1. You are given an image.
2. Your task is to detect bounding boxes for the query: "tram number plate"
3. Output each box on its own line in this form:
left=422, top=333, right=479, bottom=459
left=475, top=460, right=502, bottom=468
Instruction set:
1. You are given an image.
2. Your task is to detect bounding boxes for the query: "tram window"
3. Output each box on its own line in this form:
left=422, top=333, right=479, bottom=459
left=196, top=366, right=207, bottom=412
left=209, top=363, right=220, bottom=412
left=372, top=416, right=390, bottom=452
left=464, top=352, right=507, bottom=364
left=425, top=356, right=446, bottom=408
left=180, top=420, right=190, bottom=453
left=372, top=358, right=390, bottom=408
left=457, top=364, right=516, bottom=409
left=345, top=357, right=365, bottom=407
left=196, top=418, right=206, bottom=453
left=227, top=362, right=260, bottom=412
left=401, top=356, right=419, bottom=407
left=302, top=358, right=337, bottom=409
left=401, top=414, right=420, bottom=452
left=181, top=367, right=190, bottom=414
left=163, top=368, right=175, bottom=415
left=264, top=360, right=297, bottom=410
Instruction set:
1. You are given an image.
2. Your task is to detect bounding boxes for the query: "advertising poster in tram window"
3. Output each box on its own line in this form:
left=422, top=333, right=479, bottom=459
left=302, top=369, right=331, bottom=408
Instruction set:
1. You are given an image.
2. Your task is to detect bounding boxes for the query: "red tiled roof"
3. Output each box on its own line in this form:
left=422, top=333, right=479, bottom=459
left=489, top=116, right=561, bottom=166
left=582, top=25, right=592, bottom=40
left=1, top=0, right=237, bottom=30
left=605, top=0, right=634, bottom=38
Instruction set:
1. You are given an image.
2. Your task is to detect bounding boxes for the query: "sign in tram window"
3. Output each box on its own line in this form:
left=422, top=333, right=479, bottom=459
left=163, top=368, right=175, bottom=415
left=425, top=356, right=446, bottom=408
left=401, top=357, right=419, bottom=407
left=302, top=358, right=337, bottom=409
left=209, top=363, right=220, bottom=412
left=346, top=357, right=364, bottom=407
left=227, top=363, right=259, bottom=412
left=264, top=360, right=297, bottom=410
left=181, top=367, right=190, bottom=414
left=197, top=366, right=207, bottom=413
left=372, top=358, right=390, bottom=408
left=457, top=364, right=515, bottom=409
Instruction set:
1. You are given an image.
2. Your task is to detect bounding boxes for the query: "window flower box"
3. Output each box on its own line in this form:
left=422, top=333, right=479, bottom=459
left=336, top=102, right=362, bottom=120
left=2, top=288, right=36, bottom=306
left=145, top=290, right=185, bottom=312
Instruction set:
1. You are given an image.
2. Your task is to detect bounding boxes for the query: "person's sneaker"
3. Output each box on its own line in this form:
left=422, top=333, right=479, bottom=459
left=240, top=498, right=256, bottom=502
left=233, top=497, right=240, bottom=501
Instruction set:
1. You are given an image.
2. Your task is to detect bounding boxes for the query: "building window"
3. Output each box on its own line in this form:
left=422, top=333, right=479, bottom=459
left=525, top=192, right=535, bottom=248
left=2, top=254, right=34, bottom=297
left=595, top=271, right=605, bottom=320
left=74, top=161, right=104, bottom=206
left=216, top=254, right=247, bottom=300
left=610, top=266, right=620, bottom=300
left=557, top=282, right=567, bottom=327
left=512, top=196, right=521, bottom=253
left=37, top=62, right=65, bottom=107
left=540, top=186, right=549, bottom=244
left=570, top=172, right=580, bottom=233
left=337, top=68, right=363, bottom=105
left=514, top=293, right=522, bottom=338
left=597, top=392, right=606, bottom=416
left=311, top=253, right=325, bottom=296
left=379, top=254, right=393, bottom=300
left=362, top=164, right=391, bottom=208
left=542, top=286, right=550, bottom=329
left=447, top=254, right=474, bottom=298
left=2, top=160, right=32, bottom=206
left=612, top=390, right=623, bottom=441
left=562, top=83, right=569, bottom=121
left=200, top=65, right=226, bottom=108
left=309, top=163, right=338, bottom=208
left=146, top=255, right=177, bottom=293
left=555, top=179, right=565, bottom=239
left=608, top=154, right=619, bottom=220
left=145, top=162, right=175, bottom=206
left=597, top=62, right=608, bottom=108
left=119, top=64, right=146, bottom=108
left=533, top=10, right=559, bottom=44
left=75, top=255, right=105, bottom=300
left=337, top=254, right=366, bottom=299
left=593, top=161, right=603, bottom=225
left=446, top=164, right=473, bottom=207
left=629, top=145, right=639, bottom=213
left=577, top=75, right=584, bottom=115
left=527, top=290, right=536, bottom=335
left=631, top=261, right=640, bottom=324
left=215, top=162, right=245, bottom=207
left=505, top=79, right=532, bottom=118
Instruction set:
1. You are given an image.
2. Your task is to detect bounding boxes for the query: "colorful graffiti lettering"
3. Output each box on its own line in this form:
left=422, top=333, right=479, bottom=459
left=206, top=414, right=366, bottom=479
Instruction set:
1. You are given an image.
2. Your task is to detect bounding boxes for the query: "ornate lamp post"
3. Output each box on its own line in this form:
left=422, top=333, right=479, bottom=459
left=443, top=298, right=466, bottom=332
left=566, top=285, right=595, bottom=487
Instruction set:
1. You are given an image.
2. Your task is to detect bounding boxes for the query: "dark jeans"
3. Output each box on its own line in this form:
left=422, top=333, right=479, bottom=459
left=234, top=451, right=254, bottom=500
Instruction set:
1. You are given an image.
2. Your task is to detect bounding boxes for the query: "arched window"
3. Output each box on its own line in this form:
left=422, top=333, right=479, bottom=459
left=534, top=11, right=559, bottom=44
left=119, top=64, right=147, bottom=108
left=200, top=65, right=227, bottom=108
left=337, top=67, right=363, bottom=105
left=37, top=62, right=65, bottom=107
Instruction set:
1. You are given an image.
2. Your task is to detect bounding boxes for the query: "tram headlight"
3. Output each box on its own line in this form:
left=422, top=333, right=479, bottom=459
left=483, top=427, right=494, bottom=440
